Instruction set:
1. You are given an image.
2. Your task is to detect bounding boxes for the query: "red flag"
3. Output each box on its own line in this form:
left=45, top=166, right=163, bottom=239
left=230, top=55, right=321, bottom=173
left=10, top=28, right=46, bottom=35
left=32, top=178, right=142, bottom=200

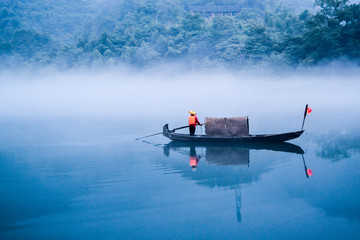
left=307, top=169, right=313, bottom=176
left=307, top=107, right=312, bottom=114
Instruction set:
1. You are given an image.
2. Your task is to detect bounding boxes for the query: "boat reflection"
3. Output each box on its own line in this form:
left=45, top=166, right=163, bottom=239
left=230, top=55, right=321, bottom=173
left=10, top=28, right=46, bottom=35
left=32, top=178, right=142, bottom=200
left=160, top=141, right=306, bottom=223
left=164, top=141, right=304, bottom=167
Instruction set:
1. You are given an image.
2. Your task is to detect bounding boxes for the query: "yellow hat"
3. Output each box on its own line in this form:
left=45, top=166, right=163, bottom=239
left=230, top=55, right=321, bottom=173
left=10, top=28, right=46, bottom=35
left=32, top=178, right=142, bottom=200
left=189, top=111, right=197, bottom=115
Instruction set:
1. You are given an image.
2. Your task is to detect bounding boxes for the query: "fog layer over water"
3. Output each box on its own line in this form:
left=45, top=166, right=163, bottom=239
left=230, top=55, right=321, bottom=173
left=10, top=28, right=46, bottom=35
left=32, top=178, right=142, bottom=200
left=1, top=67, right=359, bottom=134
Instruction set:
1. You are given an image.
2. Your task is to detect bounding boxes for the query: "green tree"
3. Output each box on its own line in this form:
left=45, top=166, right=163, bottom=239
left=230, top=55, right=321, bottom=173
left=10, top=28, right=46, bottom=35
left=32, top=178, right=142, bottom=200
left=0, top=7, right=19, bottom=55
left=210, top=16, right=237, bottom=40
left=243, top=25, right=273, bottom=61
left=291, top=0, right=360, bottom=64
left=11, top=29, right=51, bottom=59
left=181, top=13, right=205, bottom=32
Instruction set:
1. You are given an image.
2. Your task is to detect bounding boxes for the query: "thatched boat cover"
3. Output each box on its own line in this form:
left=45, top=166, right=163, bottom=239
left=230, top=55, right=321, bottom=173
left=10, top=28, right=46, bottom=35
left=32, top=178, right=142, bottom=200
left=205, top=117, right=249, bottom=137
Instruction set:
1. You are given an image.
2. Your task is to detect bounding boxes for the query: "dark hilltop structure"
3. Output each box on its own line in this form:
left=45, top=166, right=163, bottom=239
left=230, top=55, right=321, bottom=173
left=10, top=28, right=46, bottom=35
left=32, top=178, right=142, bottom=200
left=188, top=5, right=242, bottom=17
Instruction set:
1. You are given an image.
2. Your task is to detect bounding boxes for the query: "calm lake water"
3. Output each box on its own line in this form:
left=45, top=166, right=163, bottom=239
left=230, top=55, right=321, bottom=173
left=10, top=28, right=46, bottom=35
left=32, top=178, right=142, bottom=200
left=0, top=71, right=360, bottom=239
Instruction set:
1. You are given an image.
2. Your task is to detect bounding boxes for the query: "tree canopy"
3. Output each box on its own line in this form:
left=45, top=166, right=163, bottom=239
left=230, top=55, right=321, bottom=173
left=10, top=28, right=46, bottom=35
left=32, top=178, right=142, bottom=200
left=0, top=0, right=359, bottom=69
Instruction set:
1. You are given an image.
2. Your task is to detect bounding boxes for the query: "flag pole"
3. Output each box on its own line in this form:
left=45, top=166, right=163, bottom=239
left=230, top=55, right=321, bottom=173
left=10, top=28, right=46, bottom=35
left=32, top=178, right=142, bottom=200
left=301, top=104, right=308, bottom=131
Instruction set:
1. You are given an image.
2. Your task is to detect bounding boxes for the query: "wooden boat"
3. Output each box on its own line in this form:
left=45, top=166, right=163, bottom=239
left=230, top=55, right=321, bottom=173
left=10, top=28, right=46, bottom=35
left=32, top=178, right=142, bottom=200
left=163, top=124, right=304, bottom=143
left=162, top=105, right=311, bottom=143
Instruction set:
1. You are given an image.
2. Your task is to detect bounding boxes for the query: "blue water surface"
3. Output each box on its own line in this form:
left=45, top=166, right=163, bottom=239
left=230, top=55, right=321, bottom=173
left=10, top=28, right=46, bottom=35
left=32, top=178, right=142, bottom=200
left=0, top=116, right=359, bottom=240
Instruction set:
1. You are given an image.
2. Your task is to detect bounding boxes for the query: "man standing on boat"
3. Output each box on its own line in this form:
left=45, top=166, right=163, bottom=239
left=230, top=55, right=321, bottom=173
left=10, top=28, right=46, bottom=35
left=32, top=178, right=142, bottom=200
left=188, top=111, right=203, bottom=136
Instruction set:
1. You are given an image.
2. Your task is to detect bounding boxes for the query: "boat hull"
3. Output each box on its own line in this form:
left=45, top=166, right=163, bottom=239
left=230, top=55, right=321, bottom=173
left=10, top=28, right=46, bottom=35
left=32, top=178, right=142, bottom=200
left=163, top=124, right=304, bottom=143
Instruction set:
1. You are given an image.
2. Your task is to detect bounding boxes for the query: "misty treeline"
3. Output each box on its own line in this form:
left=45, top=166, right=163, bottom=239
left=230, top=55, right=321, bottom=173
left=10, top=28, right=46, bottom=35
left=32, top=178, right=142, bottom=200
left=0, top=0, right=359, bottom=69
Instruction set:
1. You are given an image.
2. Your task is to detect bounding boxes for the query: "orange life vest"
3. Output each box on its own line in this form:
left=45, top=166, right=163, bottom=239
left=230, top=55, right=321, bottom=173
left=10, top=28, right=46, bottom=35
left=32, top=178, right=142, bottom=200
left=190, top=156, right=198, bottom=166
left=189, top=116, right=196, bottom=126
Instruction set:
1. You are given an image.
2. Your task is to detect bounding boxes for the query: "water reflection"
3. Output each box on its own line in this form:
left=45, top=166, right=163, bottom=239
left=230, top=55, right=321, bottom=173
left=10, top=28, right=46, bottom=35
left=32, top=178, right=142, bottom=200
left=164, top=141, right=304, bottom=167
left=302, top=155, right=313, bottom=178
left=189, top=145, right=201, bottom=171
left=316, top=132, right=360, bottom=162
left=161, top=141, right=305, bottom=223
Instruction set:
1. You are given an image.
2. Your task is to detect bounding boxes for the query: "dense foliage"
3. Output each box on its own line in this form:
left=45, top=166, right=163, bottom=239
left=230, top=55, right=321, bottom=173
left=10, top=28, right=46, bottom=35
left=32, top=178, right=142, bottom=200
left=0, top=0, right=359, bottom=68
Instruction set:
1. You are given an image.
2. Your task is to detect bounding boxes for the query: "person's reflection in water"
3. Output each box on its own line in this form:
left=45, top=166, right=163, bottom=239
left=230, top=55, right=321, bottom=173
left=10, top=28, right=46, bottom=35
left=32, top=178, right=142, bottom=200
left=189, top=145, right=201, bottom=171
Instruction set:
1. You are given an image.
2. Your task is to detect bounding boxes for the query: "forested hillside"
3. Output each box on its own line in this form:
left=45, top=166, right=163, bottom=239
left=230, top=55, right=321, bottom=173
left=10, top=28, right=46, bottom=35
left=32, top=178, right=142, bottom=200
left=0, top=0, right=359, bottom=69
